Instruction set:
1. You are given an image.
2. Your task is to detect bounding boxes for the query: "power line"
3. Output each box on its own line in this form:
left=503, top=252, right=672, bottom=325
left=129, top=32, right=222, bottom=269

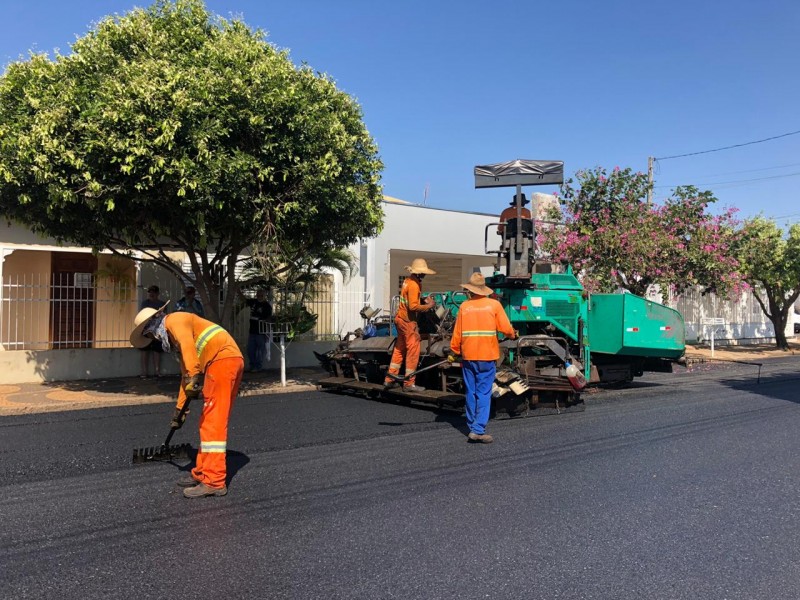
left=654, top=170, right=800, bottom=189
left=699, top=161, right=800, bottom=178
left=647, top=192, right=800, bottom=221
left=655, top=129, right=800, bottom=160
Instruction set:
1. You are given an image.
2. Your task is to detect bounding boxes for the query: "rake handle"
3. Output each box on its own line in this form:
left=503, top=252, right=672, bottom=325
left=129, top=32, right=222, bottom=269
left=162, top=397, right=193, bottom=448
left=386, top=359, right=449, bottom=382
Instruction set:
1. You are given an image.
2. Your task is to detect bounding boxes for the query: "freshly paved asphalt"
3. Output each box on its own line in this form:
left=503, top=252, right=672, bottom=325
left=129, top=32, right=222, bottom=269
left=2, top=357, right=800, bottom=599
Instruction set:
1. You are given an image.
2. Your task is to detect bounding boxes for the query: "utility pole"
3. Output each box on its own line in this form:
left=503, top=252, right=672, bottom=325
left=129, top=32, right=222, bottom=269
left=647, top=156, right=654, bottom=204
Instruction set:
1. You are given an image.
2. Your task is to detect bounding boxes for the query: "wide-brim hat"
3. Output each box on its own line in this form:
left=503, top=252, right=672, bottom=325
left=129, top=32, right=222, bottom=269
left=461, top=272, right=494, bottom=296
left=405, top=258, right=436, bottom=275
left=509, top=192, right=530, bottom=206
left=129, top=301, right=170, bottom=348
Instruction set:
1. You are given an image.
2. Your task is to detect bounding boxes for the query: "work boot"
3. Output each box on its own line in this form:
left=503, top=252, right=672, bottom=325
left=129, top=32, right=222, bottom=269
left=467, top=432, right=494, bottom=444
left=183, top=482, right=228, bottom=498
left=176, top=474, right=200, bottom=488
left=403, top=384, right=425, bottom=392
left=383, top=379, right=398, bottom=390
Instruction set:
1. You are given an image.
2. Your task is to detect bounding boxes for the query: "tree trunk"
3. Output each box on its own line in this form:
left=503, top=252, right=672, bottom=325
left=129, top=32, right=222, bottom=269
left=769, top=300, right=789, bottom=350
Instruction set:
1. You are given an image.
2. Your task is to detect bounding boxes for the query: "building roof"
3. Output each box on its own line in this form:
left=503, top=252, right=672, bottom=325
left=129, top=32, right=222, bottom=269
left=382, top=194, right=411, bottom=205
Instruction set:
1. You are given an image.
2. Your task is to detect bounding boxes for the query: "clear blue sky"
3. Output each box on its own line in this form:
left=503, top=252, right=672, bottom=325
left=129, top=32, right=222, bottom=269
left=2, top=0, right=799, bottom=223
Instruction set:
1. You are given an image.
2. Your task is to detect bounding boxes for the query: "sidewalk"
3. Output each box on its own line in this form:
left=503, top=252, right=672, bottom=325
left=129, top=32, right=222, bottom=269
left=0, top=368, right=326, bottom=416
left=1, top=342, right=798, bottom=416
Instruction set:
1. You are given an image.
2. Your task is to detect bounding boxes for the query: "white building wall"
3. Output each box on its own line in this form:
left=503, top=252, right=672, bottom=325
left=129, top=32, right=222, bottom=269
left=370, top=202, right=502, bottom=309
left=0, top=221, right=77, bottom=248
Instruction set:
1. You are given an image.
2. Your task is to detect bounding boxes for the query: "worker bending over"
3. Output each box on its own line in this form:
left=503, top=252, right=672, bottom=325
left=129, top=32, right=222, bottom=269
left=131, top=304, right=244, bottom=498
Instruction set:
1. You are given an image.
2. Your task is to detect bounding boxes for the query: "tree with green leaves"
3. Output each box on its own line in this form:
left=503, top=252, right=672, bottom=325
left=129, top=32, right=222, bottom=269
left=735, top=217, right=800, bottom=350
left=0, top=0, right=383, bottom=327
left=539, top=166, right=743, bottom=298
left=239, top=244, right=358, bottom=338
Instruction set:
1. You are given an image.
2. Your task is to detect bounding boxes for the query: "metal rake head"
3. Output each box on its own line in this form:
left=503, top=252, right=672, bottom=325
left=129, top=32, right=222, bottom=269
left=132, top=443, right=193, bottom=464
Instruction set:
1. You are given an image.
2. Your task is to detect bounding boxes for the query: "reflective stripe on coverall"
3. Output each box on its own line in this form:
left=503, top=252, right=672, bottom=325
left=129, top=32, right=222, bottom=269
left=449, top=297, right=514, bottom=362
left=192, top=356, right=243, bottom=488
left=385, top=276, right=428, bottom=387
left=164, top=313, right=244, bottom=489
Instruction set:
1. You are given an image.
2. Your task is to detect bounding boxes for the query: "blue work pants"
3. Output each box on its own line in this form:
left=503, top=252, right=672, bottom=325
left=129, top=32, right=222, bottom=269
left=462, top=360, right=496, bottom=434
left=247, top=333, right=267, bottom=370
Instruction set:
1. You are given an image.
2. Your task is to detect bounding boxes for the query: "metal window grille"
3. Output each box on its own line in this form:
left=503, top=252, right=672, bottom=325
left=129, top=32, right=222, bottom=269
left=1, top=273, right=371, bottom=350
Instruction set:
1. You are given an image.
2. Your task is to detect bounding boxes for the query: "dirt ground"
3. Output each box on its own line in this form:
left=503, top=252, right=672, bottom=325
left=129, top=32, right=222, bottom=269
left=684, top=340, right=800, bottom=362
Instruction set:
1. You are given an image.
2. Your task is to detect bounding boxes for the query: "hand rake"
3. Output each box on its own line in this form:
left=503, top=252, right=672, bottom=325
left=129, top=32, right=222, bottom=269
left=385, top=359, right=449, bottom=384
left=132, top=399, right=193, bottom=464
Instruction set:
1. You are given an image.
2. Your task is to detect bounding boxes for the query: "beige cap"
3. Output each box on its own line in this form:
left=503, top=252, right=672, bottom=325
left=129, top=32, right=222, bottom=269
left=129, top=301, right=170, bottom=348
left=461, top=272, right=494, bottom=296
left=405, top=258, right=436, bottom=275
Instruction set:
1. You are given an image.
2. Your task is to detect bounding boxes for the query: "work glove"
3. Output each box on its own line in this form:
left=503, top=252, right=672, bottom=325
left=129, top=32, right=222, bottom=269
left=446, top=353, right=460, bottom=368
left=170, top=406, right=189, bottom=430
left=184, top=374, right=203, bottom=400
left=513, top=330, right=520, bottom=340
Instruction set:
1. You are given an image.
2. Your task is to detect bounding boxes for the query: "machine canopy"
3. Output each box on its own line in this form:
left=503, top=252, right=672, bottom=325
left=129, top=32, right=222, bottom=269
left=474, top=159, right=564, bottom=188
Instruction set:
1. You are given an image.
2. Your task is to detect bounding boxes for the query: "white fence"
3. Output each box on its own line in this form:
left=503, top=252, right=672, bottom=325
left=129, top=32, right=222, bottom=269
left=663, top=287, right=777, bottom=344
left=0, top=273, right=370, bottom=351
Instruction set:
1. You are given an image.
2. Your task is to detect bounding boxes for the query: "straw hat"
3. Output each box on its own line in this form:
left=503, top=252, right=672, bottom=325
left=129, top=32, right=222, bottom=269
left=405, top=258, right=436, bottom=275
left=461, top=273, right=494, bottom=296
left=129, top=301, right=170, bottom=348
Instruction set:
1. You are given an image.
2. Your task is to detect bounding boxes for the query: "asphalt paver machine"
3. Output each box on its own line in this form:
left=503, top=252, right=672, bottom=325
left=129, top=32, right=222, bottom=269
left=317, top=159, right=685, bottom=417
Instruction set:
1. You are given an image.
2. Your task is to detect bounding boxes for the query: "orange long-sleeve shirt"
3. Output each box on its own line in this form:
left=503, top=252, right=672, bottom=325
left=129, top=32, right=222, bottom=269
left=497, top=205, right=532, bottom=236
left=164, top=312, right=242, bottom=408
left=450, top=297, right=515, bottom=361
left=396, top=276, right=431, bottom=322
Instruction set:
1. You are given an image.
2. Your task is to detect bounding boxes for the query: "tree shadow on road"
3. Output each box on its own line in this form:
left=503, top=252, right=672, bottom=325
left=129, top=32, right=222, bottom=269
left=719, top=370, right=800, bottom=404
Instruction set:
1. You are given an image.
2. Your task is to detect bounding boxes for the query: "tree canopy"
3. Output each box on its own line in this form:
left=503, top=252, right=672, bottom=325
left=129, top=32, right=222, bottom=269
left=0, top=0, right=384, bottom=325
left=735, top=217, right=800, bottom=349
left=539, top=166, right=743, bottom=298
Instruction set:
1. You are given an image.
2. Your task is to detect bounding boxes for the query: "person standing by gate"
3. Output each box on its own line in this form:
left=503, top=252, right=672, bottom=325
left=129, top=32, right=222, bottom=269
left=138, top=285, right=166, bottom=378
left=244, top=289, right=273, bottom=372
left=130, top=306, right=244, bottom=498
left=175, top=286, right=205, bottom=317
left=383, top=258, right=437, bottom=392
left=448, top=273, right=516, bottom=443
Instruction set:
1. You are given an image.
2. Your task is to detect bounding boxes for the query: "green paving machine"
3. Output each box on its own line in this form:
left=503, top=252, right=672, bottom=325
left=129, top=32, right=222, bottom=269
left=317, top=159, right=685, bottom=416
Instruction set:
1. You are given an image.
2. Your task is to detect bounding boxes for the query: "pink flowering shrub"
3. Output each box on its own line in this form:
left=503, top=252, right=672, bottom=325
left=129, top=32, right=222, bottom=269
left=539, top=166, right=745, bottom=298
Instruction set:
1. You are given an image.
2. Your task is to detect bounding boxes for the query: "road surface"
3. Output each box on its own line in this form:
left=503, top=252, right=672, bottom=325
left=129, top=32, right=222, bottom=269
left=2, top=358, right=800, bottom=599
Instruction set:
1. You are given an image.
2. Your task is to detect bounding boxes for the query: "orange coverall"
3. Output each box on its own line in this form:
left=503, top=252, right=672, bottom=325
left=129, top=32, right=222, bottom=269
left=449, top=296, right=515, bottom=361
left=166, top=312, right=244, bottom=489
left=385, top=275, right=433, bottom=387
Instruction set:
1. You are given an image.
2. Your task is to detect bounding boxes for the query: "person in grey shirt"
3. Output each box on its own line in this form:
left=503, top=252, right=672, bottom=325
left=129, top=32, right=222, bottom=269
left=175, top=286, right=205, bottom=317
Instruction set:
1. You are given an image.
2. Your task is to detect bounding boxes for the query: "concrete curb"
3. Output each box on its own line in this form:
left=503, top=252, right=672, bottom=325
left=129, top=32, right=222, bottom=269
left=0, top=368, right=325, bottom=416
